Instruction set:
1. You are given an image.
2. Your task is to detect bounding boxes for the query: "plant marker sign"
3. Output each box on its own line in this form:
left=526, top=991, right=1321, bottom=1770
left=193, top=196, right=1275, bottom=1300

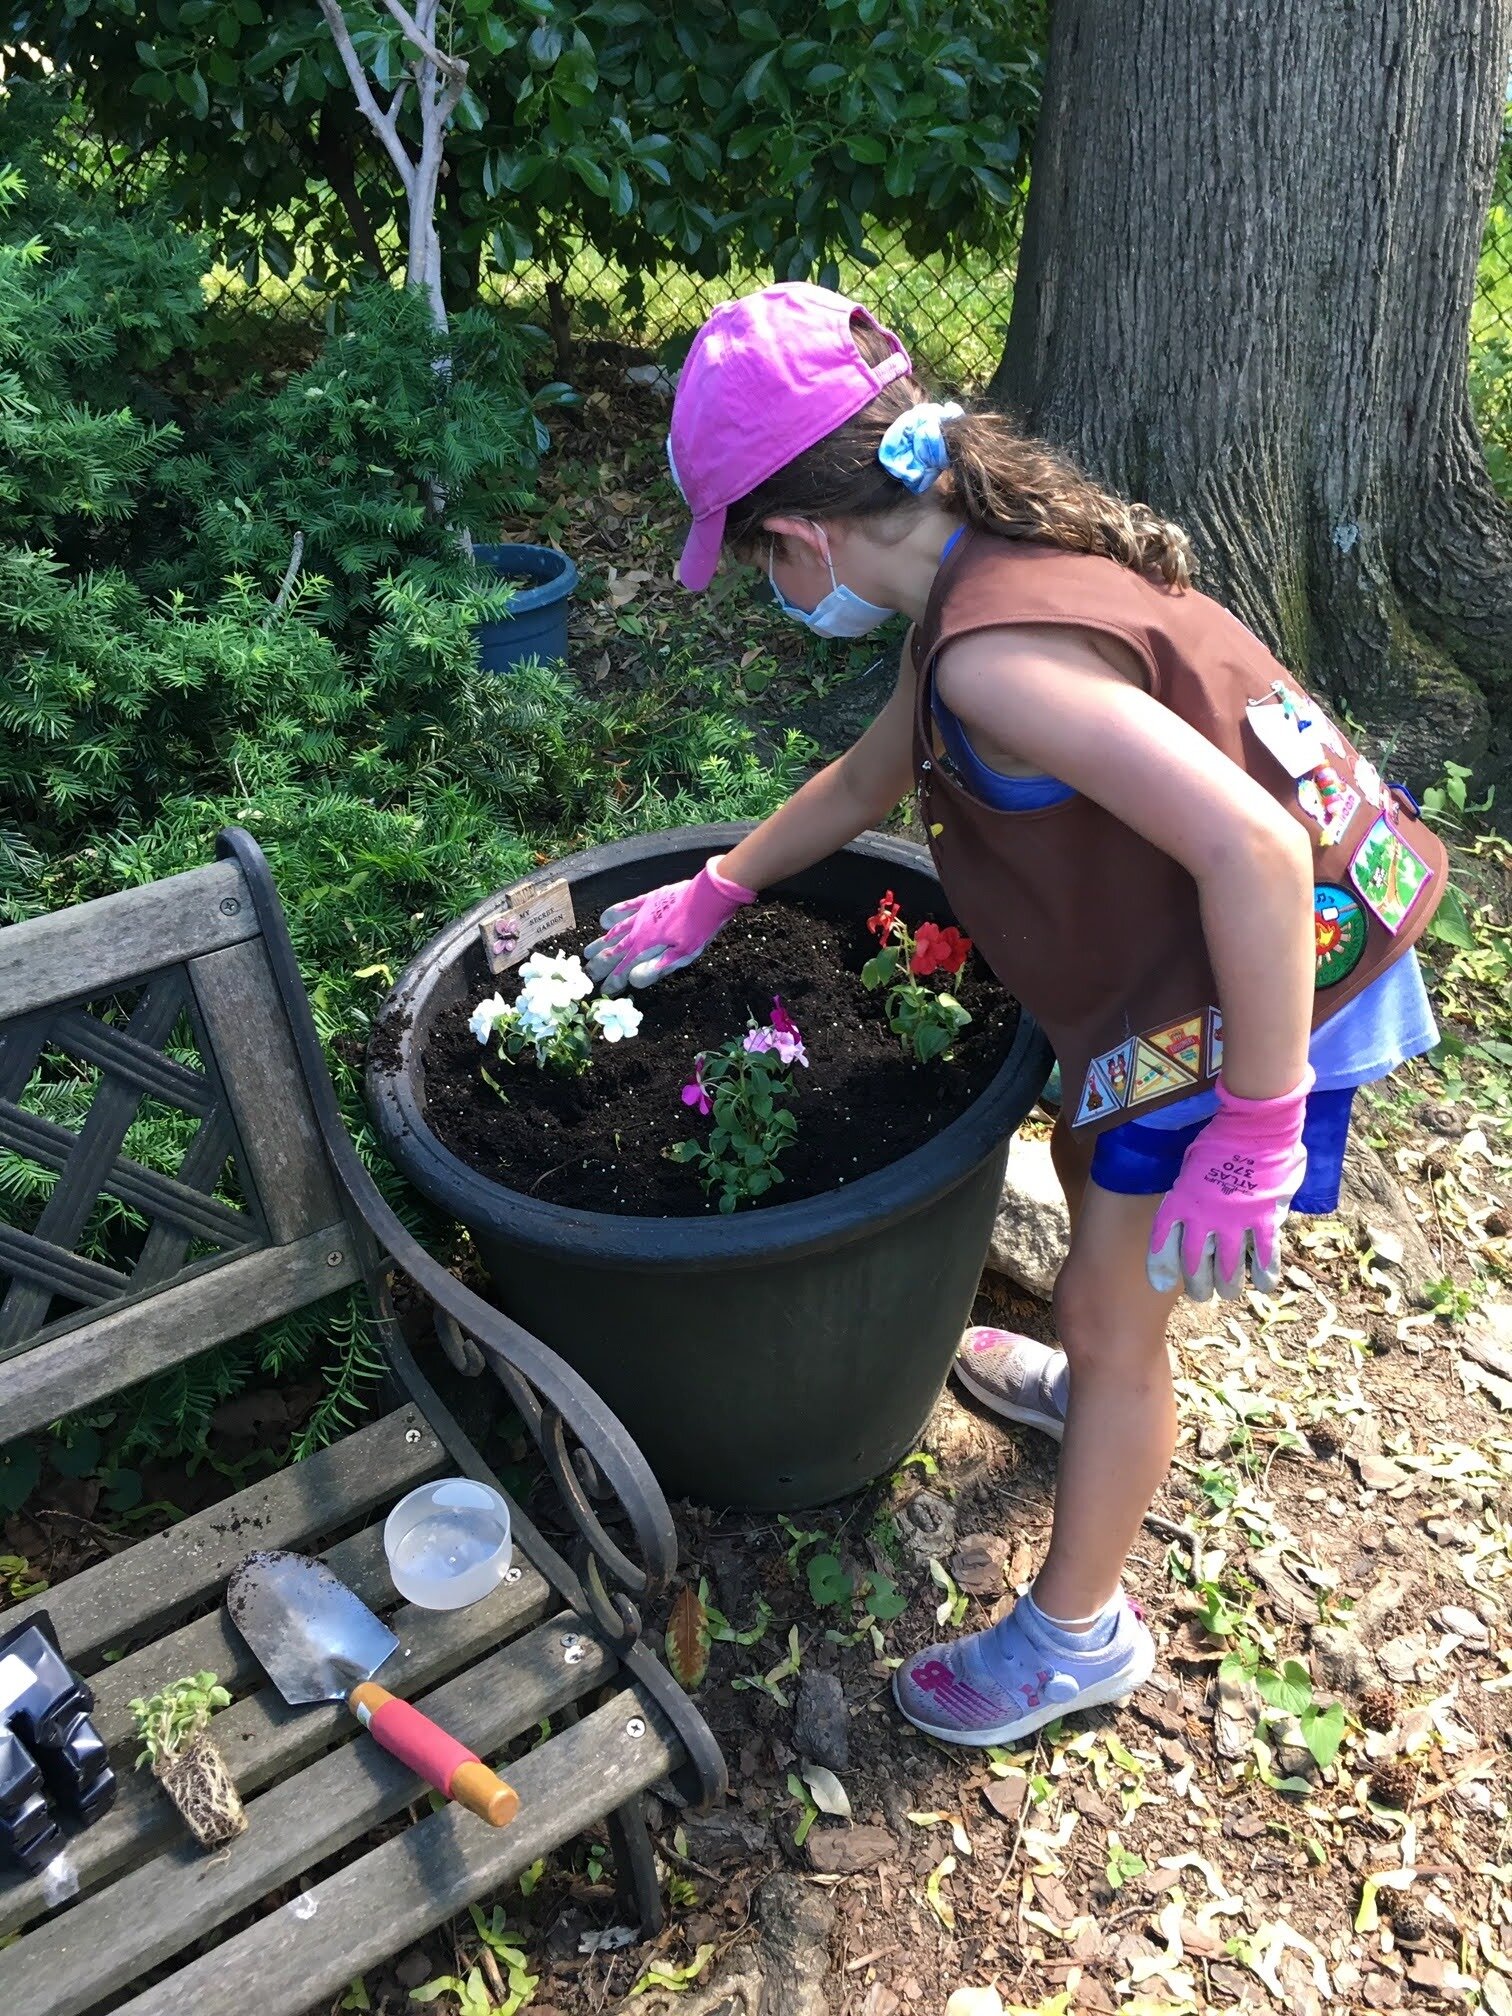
left=479, top=878, right=577, bottom=976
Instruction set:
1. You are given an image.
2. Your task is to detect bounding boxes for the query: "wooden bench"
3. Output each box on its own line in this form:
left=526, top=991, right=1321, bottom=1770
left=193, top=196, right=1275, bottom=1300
left=0, top=828, right=724, bottom=2016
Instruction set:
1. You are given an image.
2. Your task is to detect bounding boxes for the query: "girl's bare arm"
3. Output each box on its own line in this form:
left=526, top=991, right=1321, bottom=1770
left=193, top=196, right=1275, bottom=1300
left=721, top=637, right=918, bottom=891
left=937, top=625, right=1314, bottom=1101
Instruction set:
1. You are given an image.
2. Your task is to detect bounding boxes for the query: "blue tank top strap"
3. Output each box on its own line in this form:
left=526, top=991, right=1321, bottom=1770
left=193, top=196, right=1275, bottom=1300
left=926, top=544, right=1076, bottom=811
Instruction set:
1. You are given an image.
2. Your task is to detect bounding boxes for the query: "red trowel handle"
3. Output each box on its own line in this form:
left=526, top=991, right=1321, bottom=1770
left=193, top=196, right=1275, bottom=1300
left=348, top=1682, right=519, bottom=1827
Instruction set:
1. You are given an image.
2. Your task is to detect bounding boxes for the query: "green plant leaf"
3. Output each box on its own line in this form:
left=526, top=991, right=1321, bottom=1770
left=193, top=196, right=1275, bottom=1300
left=806, top=1552, right=854, bottom=1608
left=1300, top=1699, right=1346, bottom=1769
left=1426, top=881, right=1475, bottom=949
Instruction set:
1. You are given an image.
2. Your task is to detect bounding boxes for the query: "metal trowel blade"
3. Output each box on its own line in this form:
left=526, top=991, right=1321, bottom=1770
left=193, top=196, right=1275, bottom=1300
left=226, top=1549, right=399, bottom=1706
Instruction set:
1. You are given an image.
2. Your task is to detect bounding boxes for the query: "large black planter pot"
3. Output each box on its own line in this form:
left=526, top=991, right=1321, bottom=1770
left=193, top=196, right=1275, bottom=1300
left=368, top=824, right=1052, bottom=1511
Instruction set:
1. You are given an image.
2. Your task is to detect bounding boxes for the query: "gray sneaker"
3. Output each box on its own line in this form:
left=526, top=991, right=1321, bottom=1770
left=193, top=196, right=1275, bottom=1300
left=952, top=1328, right=1068, bottom=1440
left=895, top=1590, right=1154, bottom=1745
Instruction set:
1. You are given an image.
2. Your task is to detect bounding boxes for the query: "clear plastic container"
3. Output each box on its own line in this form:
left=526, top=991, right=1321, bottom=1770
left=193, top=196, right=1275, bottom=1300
left=383, top=1478, right=513, bottom=1611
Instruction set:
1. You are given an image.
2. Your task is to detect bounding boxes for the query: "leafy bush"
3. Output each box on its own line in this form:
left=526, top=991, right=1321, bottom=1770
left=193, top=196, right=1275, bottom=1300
left=12, top=4, right=1042, bottom=306
left=1, top=108, right=814, bottom=1480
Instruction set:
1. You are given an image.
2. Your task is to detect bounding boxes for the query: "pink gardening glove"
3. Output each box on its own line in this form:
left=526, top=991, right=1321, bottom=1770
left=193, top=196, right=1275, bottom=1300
left=1146, top=1067, right=1315, bottom=1301
left=584, top=856, right=757, bottom=995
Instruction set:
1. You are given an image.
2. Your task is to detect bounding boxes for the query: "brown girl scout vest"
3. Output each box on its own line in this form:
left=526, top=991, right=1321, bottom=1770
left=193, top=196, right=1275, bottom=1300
left=911, top=530, right=1447, bottom=1135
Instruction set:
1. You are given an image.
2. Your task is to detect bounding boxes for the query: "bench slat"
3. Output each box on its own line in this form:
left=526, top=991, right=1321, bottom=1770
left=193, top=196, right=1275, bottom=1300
left=116, top=1689, right=678, bottom=2016
left=1, top=1406, right=442, bottom=1667
left=0, top=1556, right=554, bottom=1937
left=1, top=1222, right=365, bottom=1450
left=187, top=940, right=345, bottom=1245
left=0, top=1614, right=613, bottom=2016
left=0, top=863, right=258, bottom=1022
left=87, top=1525, right=390, bottom=1749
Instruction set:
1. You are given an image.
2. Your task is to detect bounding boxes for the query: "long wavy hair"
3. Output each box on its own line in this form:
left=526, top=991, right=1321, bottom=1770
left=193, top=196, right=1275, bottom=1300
left=725, top=318, right=1194, bottom=589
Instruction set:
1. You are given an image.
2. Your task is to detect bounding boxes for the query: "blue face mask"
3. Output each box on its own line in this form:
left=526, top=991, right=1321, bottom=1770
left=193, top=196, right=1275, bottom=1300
left=767, top=534, right=896, bottom=638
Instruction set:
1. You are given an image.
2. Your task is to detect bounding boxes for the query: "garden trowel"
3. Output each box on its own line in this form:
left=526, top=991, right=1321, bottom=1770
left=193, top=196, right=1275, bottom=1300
left=227, top=1549, right=519, bottom=1827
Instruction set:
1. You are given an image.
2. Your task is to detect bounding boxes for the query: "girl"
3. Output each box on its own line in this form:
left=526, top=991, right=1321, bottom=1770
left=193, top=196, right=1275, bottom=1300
left=585, top=283, right=1445, bottom=1745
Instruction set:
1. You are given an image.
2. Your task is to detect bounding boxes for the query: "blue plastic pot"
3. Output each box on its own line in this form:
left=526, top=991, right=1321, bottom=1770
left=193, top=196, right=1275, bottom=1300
left=471, top=542, right=578, bottom=674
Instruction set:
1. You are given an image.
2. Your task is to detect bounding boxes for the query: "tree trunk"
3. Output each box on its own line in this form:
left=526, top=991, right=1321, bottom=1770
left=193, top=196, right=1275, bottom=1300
left=992, top=0, right=1512, bottom=783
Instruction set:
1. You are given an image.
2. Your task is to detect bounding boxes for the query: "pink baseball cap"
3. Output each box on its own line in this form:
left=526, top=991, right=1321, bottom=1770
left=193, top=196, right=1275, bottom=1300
left=667, top=282, right=912, bottom=591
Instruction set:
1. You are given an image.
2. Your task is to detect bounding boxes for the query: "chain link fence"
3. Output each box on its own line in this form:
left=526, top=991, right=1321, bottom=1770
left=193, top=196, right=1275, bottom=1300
left=43, top=106, right=1512, bottom=444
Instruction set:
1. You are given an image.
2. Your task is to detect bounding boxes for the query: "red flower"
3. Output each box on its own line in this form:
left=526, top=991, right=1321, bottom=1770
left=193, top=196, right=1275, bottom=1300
left=911, top=922, right=972, bottom=978
left=868, top=890, right=902, bottom=941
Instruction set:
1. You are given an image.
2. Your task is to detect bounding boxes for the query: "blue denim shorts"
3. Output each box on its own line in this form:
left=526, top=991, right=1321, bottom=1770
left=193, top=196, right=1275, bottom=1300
left=1089, top=1086, right=1357, bottom=1216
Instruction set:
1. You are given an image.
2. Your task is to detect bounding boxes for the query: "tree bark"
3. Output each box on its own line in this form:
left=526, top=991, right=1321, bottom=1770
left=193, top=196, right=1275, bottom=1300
left=306, top=109, right=390, bottom=280
left=992, top=0, right=1512, bottom=783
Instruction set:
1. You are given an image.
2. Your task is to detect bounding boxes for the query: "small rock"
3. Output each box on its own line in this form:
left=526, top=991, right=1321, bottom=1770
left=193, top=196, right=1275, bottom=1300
left=986, top=1136, right=1070, bottom=1300
left=944, top=1991, right=1004, bottom=2016
left=683, top=1809, right=773, bottom=1867
left=806, top=1824, right=897, bottom=1875
left=1274, top=1741, right=1319, bottom=1781
left=1362, top=1976, right=1404, bottom=2010
left=861, top=1990, right=900, bottom=2016
left=982, top=1775, right=1027, bottom=1822
left=1310, top=1625, right=1374, bottom=1695
left=545, top=1906, right=592, bottom=1962
left=896, top=1489, right=957, bottom=1567
left=1378, top=1634, right=1429, bottom=1683
left=1434, top=1604, right=1489, bottom=1641
left=395, top=1952, right=435, bottom=1991
left=951, top=1533, right=1010, bottom=1597
left=794, top=1670, right=850, bottom=1772
left=1357, top=1453, right=1410, bottom=1492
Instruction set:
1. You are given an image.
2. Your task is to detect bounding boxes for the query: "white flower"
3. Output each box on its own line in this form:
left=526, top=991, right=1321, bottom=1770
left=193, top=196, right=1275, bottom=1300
left=515, top=996, right=562, bottom=1041
left=469, top=993, right=508, bottom=1044
left=591, top=998, right=643, bottom=1043
left=516, top=952, right=592, bottom=1012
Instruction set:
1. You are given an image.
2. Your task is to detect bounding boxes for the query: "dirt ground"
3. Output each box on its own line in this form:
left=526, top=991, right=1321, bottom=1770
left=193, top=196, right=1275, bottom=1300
left=342, top=370, right=1512, bottom=2016
left=330, top=1092, right=1510, bottom=2016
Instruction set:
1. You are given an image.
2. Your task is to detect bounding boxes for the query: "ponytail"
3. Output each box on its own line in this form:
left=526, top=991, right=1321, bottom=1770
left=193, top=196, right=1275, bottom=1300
left=724, top=316, right=1194, bottom=591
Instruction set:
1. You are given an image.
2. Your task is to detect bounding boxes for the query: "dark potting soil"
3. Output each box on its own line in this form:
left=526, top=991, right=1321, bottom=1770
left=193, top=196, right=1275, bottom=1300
left=414, top=897, right=1020, bottom=1215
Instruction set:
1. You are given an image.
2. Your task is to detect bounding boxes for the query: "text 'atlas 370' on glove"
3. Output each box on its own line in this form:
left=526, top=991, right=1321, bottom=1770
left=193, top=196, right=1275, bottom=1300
left=584, top=856, right=757, bottom=995
left=1146, top=1068, right=1315, bottom=1301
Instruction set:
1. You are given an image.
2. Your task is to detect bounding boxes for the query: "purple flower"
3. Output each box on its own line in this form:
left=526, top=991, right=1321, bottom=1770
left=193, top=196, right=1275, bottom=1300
left=681, top=1056, right=711, bottom=1116
left=744, top=1025, right=808, bottom=1069
left=770, top=995, right=799, bottom=1038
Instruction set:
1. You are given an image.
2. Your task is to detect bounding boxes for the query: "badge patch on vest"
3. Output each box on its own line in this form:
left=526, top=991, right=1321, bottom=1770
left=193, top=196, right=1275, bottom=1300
left=1099, top=1038, right=1135, bottom=1106
left=1314, top=882, right=1368, bottom=986
left=1246, top=688, right=1328, bottom=778
left=1075, top=1010, right=1219, bottom=1126
left=1297, top=769, right=1360, bottom=847
left=1130, top=1036, right=1196, bottom=1105
left=1353, top=756, right=1384, bottom=807
left=1075, top=1058, right=1122, bottom=1126
left=1349, top=813, right=1433, bottom=934
left=1143, top=1015, right=1204, bottom=1078
left=1206, top=1009, right=1224, bottom=1077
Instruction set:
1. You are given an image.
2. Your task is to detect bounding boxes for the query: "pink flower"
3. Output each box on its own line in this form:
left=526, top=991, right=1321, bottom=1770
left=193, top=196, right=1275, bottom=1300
left=744, top=1025, right=808, bottom=1069
left=681, top=1056, right=711, bottom=1116
left=770, top=995, right=799, bottom=1038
